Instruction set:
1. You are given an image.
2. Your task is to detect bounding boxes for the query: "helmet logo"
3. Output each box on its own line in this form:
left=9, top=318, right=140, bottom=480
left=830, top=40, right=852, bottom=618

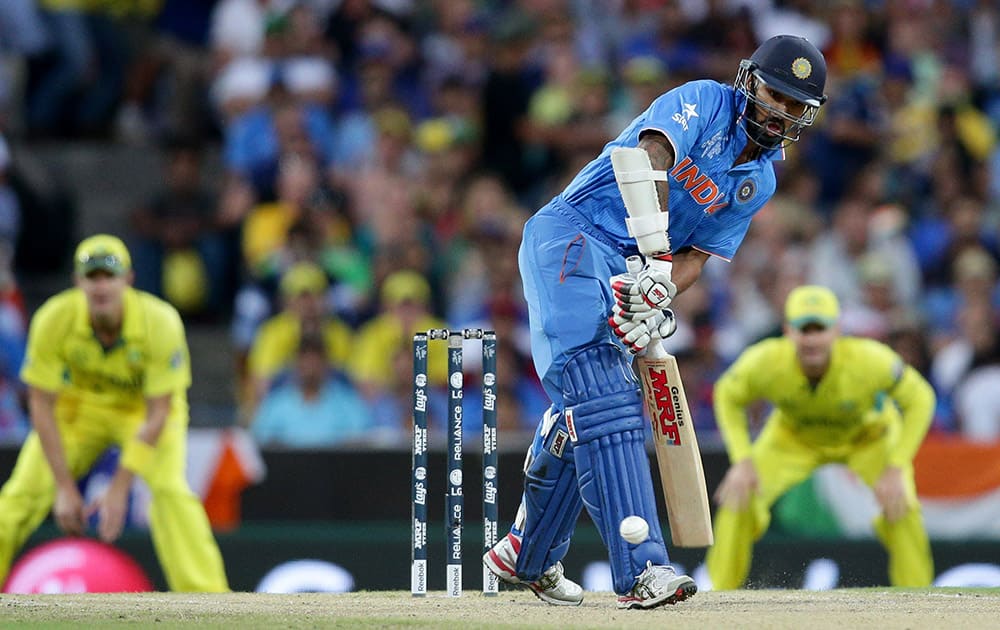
left=791, top=57, right=812, bottom=79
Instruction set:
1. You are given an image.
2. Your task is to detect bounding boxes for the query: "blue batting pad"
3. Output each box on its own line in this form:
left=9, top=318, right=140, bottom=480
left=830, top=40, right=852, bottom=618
left=562, top=343, right=669, bottom=594
left=511, top=409, right=584, bottom=581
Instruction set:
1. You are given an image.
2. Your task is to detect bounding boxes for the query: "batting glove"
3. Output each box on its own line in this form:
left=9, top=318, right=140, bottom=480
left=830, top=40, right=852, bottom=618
left=609, top=302, right=677, bottom=354
left=611, top=257, right=677, bottom=318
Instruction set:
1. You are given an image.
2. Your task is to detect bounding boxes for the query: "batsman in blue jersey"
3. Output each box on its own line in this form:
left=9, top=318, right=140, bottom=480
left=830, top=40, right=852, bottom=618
left=484, top=36, right=828, bottom=608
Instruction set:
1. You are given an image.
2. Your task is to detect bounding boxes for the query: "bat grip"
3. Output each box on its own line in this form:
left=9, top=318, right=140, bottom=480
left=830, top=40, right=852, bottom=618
left=625, top=255, right=644, bottom=275
left=644, top=334, right=669, bottom=359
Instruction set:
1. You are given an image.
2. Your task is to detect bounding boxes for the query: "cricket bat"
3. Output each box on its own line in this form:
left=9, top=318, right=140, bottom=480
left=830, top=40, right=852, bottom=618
left=628, top=259, right=714, bottom=547
left=611, top=146, right=712, bottom=547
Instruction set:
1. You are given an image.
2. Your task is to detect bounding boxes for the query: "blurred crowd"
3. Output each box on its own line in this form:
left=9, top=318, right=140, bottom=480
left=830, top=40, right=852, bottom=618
left=0, top=0, right=997, bottom=448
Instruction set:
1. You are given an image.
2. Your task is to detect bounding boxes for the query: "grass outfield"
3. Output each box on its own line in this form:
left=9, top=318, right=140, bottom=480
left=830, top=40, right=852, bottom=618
left=1, top=589, right=999, bottom=629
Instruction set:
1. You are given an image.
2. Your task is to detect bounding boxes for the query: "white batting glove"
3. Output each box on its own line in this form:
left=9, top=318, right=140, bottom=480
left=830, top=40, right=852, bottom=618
left=608, top=303, right=677, bottom=354
left=611, top=257, right=677, bottom=318
left=610, top=271, right=658, bottom=323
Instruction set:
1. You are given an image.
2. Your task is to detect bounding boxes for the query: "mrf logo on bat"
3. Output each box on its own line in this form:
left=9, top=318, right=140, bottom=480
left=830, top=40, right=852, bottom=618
left=644, top=366, right=685, bottom=446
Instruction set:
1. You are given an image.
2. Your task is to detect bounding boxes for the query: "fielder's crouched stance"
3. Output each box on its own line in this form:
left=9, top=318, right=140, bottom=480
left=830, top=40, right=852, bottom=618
left=0, top=235, right=228, bottom=592
left=706, top=286, right=935, bottom=588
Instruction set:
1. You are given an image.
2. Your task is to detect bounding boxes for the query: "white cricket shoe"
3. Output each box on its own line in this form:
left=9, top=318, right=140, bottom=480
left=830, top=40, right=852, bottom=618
left=483, top=533, right=584, bottom=606
left=524, top=561, right=584, bottom=606
left=616, top=561, right=697, bottom=609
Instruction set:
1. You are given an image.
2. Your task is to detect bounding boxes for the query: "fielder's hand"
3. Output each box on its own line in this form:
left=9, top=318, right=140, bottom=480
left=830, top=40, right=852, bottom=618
left=609, top=302, right=676, bottom=354
left=53, top=484, right=87, bottom=536
left=87, top=474, right=131, bottom=543
left=874, top=466, right=908, bottom=523
left=611, top=257, right=676, bottom=317
left=714, top=459, right=759, bottom=511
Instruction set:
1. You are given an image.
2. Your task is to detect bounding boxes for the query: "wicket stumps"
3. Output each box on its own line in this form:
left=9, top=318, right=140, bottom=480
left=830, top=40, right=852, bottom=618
left=411, top=328, right=499, bottom=598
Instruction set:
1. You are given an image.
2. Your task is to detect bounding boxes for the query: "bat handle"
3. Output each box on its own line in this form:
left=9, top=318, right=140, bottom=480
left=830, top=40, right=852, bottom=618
left=625, top=255, right=643, bottom=275
left=644, top=334, right=669, bottom=359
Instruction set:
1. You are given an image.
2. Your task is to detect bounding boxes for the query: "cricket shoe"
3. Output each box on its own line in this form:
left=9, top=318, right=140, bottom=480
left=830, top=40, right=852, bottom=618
left=483, top=533, right=584, bottom=606
left=616, top=561, right=697, bottom=610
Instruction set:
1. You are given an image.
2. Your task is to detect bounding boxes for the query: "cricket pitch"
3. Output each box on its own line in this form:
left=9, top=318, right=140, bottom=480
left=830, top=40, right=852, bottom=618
left=2, top=588, right=998, bottom=629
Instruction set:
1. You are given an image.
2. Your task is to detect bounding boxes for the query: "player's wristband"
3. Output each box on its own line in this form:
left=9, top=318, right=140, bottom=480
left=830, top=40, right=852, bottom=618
left=121, top=439, right=156, bottom=477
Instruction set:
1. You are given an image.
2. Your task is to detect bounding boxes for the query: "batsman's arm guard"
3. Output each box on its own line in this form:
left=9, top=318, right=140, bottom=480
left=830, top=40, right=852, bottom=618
left=610, top=147, right=671, bottom=257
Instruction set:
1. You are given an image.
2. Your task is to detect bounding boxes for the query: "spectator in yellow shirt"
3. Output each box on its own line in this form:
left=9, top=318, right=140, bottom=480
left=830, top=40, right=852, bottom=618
left=706, top=285, right=935, bottom=589
left=245, top=261, right=352, bottom=412
left=241, top=154, right=318, bottom=275
left=0, top=234, right=228, bottom=591
left=352, top=270, right=447, bottom=400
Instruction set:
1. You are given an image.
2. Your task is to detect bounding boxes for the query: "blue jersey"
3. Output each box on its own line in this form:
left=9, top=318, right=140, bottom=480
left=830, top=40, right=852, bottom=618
left=560, top=80, right=780, bottom=261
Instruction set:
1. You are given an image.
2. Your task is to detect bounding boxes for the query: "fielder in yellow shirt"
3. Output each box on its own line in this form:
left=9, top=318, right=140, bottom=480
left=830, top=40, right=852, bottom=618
left=0, top=234, right=228, bottom=592
left=706, top=285, right=935, bottom=589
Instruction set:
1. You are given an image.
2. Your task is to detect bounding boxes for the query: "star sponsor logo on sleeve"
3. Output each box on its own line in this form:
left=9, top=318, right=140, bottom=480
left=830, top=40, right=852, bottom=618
left=671, top=102, right=699, bottom=131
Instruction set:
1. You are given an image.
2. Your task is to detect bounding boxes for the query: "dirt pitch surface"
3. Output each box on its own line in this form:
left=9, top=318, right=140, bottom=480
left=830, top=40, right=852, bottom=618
left=2, top=588, right=999, bottom=629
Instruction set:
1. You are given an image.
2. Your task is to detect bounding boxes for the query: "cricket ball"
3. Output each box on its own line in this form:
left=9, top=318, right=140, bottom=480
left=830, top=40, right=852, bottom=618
left=619, top=516, right=650, bottom=544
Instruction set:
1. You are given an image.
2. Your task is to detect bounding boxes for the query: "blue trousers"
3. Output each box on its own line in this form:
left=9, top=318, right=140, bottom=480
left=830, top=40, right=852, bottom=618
left=518, top=201, right=627, bottom=407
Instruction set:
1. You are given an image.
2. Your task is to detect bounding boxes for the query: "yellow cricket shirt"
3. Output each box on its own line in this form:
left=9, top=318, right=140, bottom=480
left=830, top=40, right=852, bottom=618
left=714, top=336, right=935, bottom=467
left=247, top=312, right=353, bottom=379
left=20, top=287, right=191, bottom=419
